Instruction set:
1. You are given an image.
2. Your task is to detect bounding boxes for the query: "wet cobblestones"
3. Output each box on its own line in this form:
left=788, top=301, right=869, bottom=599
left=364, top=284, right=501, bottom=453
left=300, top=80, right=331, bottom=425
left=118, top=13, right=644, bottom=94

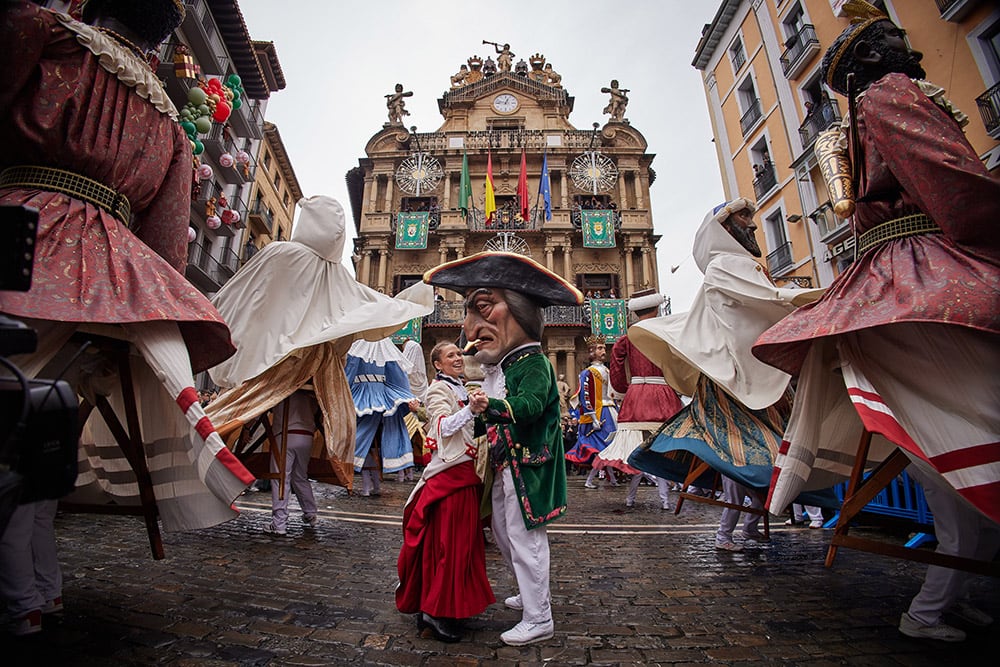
left=6, top=476, right=997, bottom=665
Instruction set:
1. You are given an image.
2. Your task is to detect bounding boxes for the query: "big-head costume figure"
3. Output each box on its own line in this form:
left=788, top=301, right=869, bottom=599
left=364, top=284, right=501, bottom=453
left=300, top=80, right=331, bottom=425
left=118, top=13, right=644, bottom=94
left=752, top=0, right=1000, bottom=642
left=423, top=251, right=582, bottom=646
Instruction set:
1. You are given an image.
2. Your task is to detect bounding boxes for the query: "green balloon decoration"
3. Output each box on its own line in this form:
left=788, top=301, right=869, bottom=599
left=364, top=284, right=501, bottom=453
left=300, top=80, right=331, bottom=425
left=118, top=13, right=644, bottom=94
left=187, top=86, right=207, bottom=106
left=194, top=116, right=212, bottom=134
left=192, top=138, right=204, bottom=156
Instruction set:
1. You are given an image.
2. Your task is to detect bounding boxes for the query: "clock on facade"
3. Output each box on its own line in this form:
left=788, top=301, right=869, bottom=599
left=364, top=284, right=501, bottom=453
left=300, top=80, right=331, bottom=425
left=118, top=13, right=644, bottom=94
left=492, top=93, right=519, bottom=114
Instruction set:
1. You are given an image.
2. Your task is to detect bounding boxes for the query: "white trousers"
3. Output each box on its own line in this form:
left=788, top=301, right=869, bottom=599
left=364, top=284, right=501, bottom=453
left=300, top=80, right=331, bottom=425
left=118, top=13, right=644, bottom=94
left=906, top=465, right=1000, bottom=626
left=0, top=500, right=61, bottom=617
left=491, top=467, right=552, bottom=624
left=627, top=473, right=670, bottom=506
left=792, top=503, right=823, bottom=522
left=269, top=432, right=318, bottom=532
left=716, top=476, right=762, bottom=542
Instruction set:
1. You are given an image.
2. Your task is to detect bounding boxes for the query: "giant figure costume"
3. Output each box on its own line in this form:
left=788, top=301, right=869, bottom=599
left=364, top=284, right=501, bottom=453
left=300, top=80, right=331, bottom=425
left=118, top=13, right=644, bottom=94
left=208, top=196, right=433, bottom=488
left=0, top=2, right=251, bottom=531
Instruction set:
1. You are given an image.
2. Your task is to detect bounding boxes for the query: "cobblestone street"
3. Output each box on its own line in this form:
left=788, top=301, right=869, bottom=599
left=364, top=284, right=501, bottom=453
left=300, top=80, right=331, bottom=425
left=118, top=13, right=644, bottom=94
left=7, top=475, right=998, bottom=665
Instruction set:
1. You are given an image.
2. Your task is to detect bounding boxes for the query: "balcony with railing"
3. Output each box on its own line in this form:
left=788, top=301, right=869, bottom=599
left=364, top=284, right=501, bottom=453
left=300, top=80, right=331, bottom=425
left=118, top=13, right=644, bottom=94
left=423, top=301, right=586, bottom=326
left=186, top=240, right=239, bottom=291
left=779, top=24, right=820, bottom=79
left=976, top=82, right=1000, bottom=139
left=467, top=206, right=543, bottom=232
left=407, top=128, right=607, bottom=153
left=740, top=98, right=763, bottom=136
left=248, top=199, right=275, bottom=237
left=752, top=162, right=777, bottom=200
left=798, top=98, right=842, bottom=148
left=809, top=201, right=849, bottom=242
left=766, top=241, right=794, bottom=276
left=935, top=0, right=978, bottom=22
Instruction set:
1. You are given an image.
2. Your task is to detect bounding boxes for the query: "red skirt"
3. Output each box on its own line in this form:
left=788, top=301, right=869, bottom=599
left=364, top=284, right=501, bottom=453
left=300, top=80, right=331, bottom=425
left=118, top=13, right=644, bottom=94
left=396, top=460, right=495, bottom=618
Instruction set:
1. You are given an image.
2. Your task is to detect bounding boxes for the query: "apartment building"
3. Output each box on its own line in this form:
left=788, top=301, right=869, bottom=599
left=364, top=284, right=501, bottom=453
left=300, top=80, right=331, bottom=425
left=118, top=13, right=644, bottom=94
left=693, top=0, right=1000, bottom=286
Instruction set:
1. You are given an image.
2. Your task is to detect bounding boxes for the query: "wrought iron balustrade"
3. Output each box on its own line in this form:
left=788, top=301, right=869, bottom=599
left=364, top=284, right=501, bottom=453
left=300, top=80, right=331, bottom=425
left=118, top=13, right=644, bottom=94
left=766, top=241, right=794, bottom=275
left=976, top=82, right=1000, bottom=137
left=740, top=99, right=763, bottom=136
left=779, top=24, right=819, bottom=78
left=752, top=163, right=777, bottom=200
left=798, top=98, right=841, bottom=148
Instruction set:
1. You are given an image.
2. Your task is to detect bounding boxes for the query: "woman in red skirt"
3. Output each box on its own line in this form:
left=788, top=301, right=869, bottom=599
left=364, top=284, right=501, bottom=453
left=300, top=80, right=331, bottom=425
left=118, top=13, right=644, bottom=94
left=395, top=342, right=494, bottom=642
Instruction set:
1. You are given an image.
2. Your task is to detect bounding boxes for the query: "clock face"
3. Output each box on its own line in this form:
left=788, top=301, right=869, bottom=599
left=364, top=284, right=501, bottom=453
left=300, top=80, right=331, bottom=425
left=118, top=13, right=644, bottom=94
left=493, top=93, right=519, bottom=113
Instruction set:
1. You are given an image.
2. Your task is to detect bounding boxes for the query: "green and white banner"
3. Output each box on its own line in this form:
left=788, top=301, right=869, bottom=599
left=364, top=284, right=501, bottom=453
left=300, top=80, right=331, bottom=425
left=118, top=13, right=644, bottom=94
left=581, top=210, right=615, bottom=248
left=390, top=318, right=422, bottom=344
left=590, top=299, right=626, bottom=342
left=395, top=212, right=429, bottom=249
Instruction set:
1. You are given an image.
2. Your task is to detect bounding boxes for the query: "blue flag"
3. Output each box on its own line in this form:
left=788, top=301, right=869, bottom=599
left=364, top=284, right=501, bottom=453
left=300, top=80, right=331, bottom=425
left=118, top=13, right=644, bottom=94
left=539, top=151, right=552, bottom=221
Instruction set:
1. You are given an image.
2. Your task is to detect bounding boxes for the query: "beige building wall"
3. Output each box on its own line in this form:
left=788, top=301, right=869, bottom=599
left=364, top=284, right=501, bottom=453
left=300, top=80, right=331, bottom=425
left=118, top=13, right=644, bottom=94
left=695, top=0, right=1000, bottom=287
left=244, top=121, right=303, bottom=260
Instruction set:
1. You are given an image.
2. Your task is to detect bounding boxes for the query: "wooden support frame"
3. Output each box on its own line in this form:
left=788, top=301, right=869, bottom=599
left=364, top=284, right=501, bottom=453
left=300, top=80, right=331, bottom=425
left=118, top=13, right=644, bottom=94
left=673, top=456, right=770, bottom=539
left=229, top=403, right=290, bottom=500
left=60, top=338, right=164, bottom=560
left=825, top=431, right=1000, bottom=577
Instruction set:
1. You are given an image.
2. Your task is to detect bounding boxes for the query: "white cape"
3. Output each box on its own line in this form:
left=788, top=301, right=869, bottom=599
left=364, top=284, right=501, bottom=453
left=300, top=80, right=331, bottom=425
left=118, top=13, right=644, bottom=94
left=629, top=209, right=824, bottom=410
left=209, top=195, right=434, bottom=388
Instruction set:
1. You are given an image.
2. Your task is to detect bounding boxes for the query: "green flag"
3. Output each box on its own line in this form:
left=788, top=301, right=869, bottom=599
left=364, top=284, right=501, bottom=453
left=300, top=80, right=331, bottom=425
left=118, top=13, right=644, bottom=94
left=458, top=151, right=471, bottom=219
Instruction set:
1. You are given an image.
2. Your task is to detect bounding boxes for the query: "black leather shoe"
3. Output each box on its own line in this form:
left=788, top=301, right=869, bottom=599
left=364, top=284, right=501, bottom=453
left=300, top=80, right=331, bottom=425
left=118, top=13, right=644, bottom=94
left=416, top=612, right=461, bottom=643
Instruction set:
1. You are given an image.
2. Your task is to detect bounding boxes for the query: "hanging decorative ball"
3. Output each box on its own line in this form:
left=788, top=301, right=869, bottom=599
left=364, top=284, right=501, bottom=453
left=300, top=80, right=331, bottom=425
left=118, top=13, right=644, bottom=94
left=229, top=210, right=241, bottom=224
left=194, top=115, right=212, bottom=134
left=187, top=226, right=197, bottom=242
left=213, top=100, right=231, bottom=122
left=197, top=164, right=214, bottom=180
left=187, top=86, right=207, bottom=106
left=206, top=215, right=221, bottom=229
left=220, top=209, right=236, bottom=225
left=218, top=153, right=235, bottom=168
left=236, top=150, right=250, bottom=165
left=192, top=138, right=204, bottom=156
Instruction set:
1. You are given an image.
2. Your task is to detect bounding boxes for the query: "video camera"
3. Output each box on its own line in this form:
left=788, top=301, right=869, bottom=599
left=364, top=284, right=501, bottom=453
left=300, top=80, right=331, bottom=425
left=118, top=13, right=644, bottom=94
left=0, top=205, right=79, bottom=535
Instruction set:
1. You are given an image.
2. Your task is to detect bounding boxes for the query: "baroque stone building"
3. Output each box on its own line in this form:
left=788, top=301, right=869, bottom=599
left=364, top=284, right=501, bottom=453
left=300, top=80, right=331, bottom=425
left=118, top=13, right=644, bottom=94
left=346, top=51, right=664, bottom=380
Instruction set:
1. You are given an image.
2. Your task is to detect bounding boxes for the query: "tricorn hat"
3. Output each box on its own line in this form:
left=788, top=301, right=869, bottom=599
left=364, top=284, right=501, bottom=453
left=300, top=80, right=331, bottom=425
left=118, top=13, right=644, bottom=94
left=423, top=251, right=584, bottom=306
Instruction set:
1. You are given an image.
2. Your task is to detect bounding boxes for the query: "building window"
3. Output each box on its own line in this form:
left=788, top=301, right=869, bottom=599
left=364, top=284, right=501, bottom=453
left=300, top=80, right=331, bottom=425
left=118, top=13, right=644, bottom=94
left=729, top=35, right=746, bottom=72
left=393, top=275, right=422, bottom=295
left=751, top=140, right=777, bottom=200
left=262, top=151, right=271, bottom=171
left=577, top=273, right=619, bottom=299
left=273, top=172, right=281, bottom=190
left=764, top=208, right=793, bottom=275
left=738, top=77, right=763, bottom=136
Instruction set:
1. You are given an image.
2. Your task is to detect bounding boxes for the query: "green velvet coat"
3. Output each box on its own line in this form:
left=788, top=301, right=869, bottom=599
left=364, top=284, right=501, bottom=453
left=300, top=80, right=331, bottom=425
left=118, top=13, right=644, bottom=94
left=480, top=347, right=568, bottom=529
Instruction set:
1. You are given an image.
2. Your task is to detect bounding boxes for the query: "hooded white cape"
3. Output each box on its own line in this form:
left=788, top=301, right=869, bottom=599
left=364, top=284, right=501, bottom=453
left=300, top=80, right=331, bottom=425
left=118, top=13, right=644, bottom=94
left=209, top=195, right=433, bottom=388
left=629, top=208, right=823, bottom=410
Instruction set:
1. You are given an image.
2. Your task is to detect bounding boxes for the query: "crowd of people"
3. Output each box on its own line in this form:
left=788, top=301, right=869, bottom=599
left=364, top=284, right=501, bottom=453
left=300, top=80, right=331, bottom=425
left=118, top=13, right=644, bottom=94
left=1, top=0, right=996, bottom=649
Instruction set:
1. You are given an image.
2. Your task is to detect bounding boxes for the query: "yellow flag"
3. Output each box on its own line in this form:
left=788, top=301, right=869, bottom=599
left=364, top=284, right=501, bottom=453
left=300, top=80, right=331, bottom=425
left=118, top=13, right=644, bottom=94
left=485, top=151, right=496, bottom=224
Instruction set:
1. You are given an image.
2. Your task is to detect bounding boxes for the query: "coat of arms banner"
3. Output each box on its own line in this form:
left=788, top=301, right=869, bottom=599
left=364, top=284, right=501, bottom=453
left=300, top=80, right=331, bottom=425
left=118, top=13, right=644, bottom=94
left=581, top=210, right=615, bottom=248
left=589, top=299, right=626, bottom=341
left=395, top=212, right=429, bottom=249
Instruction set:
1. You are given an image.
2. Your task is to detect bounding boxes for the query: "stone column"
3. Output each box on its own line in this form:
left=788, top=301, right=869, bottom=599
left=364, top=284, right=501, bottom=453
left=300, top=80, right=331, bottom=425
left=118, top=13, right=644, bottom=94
left=366, top=175, right=377, bottom=213
left=566, top=350, right=577, bottom=381
left=635, top=171, right=646, bottom=210
left=544, top=244, right=554, bottom=272
left=624, top=244, right=635, bottom=296
left=377, top=248, right=389, bottom=292
left=562, top=237, right=572, bottom=280
left=359, top=250, right=371, bottom=287
left=559, top=170, right=568, bottom=210
left=547, top=351, right=557, bottom=371
left=385, top=177, right=394, bottom=214
left=443, top=171, right=452, bottom=210
left=438, top=244, right=448, bottom=265
left=618, top=171, right=627, bottom=209
left=640, top=245, right=652, bottom=289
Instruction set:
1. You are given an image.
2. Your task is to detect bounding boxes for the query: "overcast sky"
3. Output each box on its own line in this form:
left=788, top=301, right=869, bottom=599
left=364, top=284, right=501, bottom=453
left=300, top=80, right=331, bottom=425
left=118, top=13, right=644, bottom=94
left=238, top=0, right=725, bottom=312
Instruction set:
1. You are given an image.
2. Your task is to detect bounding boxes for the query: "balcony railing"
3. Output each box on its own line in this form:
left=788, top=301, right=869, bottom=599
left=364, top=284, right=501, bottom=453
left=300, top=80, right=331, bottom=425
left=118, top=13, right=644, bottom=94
left=779, top=24, right=820, bottom=79
left=731, top=47, right=746, bottom=72
left=976, top=82, right=1000, bottom=139
left=423, top=299, right=586, bottom=326
left=405, top=128, right=608, bottom=153
left=569, top=208, right=622, bottom=231
left=186, top=240, right=238, bottom=289
left=467, top=207, right=543, bottom=232
left=248, top=199, right=274, bottom=236
left=752, top=162, right=777, bottom=200
left=389, top=210, right=442, bottom=233
left=766, top=241, right=794, bottom=275
left=798, top=98, right=842, bottom=148
left=740, top=98, right=763, bottom=136
left=809, top=201, right=849, bottom=241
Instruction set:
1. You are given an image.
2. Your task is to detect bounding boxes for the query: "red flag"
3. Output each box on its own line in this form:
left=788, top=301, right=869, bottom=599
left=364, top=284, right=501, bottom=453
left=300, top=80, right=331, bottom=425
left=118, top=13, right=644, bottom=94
left=518, top=148, right=529, bottom=222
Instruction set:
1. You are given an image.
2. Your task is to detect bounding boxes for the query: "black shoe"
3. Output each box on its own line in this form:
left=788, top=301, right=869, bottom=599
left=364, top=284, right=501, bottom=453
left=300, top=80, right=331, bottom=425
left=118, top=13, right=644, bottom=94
left=417, top=613, right=461, bottom=643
